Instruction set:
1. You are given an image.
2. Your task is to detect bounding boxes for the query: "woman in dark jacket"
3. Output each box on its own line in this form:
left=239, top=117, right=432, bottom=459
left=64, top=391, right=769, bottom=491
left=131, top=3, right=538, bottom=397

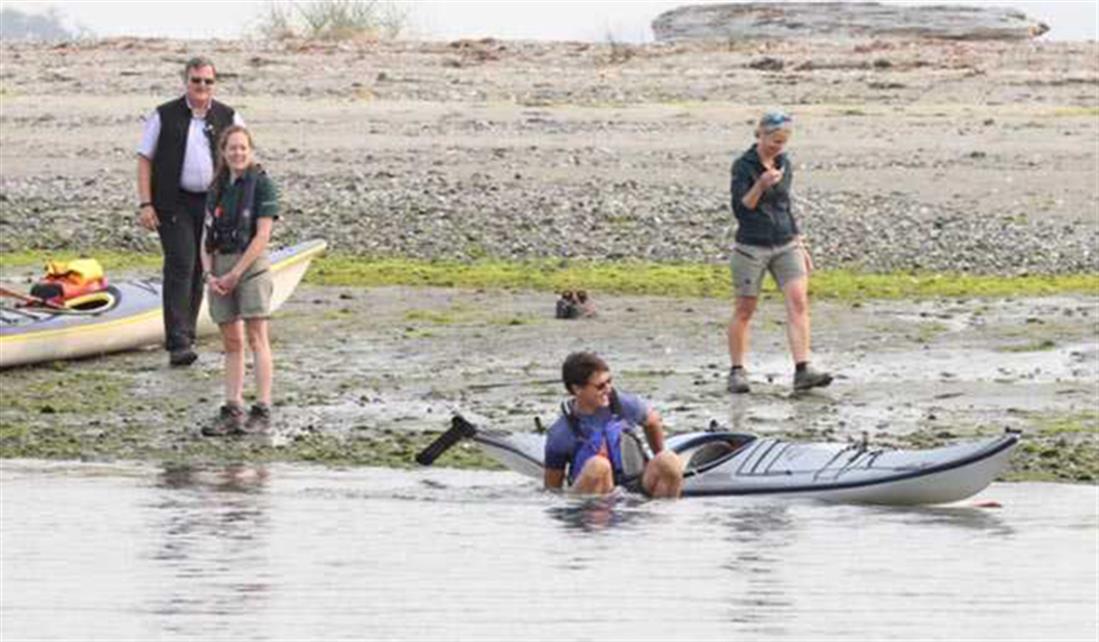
left=726, top=111, right=832, bottom=394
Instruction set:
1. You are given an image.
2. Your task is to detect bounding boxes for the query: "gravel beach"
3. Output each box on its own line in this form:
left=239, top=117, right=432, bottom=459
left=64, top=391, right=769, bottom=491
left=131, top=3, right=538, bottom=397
left=0, top=37, right=1096, bottom=273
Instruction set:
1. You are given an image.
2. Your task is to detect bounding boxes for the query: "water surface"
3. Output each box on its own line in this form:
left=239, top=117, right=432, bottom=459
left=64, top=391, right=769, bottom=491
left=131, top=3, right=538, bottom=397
left=2, top=461, right=1095, bottom=641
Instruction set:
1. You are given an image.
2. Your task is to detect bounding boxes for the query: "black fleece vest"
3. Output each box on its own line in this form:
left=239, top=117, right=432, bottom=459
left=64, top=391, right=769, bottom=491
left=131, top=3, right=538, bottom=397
left=151, top=96, right=235, bottom=210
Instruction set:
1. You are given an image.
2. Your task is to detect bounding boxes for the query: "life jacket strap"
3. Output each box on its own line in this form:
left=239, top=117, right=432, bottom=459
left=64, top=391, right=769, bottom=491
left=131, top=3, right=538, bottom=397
left=206, top=170, right=261, bottom=253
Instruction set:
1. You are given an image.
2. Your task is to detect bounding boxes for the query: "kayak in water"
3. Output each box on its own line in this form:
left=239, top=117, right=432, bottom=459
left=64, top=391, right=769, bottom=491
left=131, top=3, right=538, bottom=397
left=417, top=414, right=1020, bottom=506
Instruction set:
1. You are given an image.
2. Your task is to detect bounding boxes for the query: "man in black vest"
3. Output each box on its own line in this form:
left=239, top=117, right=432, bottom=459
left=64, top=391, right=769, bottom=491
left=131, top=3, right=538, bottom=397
left=136, top=56, right=243, bottom=366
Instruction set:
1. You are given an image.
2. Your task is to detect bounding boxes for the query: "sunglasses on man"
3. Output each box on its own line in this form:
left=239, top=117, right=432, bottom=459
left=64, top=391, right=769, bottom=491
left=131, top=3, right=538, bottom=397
left=588, top=377, right=613, bottom=392
left=189, top=77, right=216, bottom=86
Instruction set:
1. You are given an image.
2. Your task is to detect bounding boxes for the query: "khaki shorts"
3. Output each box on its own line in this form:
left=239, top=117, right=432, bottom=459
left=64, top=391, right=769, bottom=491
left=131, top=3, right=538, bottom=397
left=208, top=252, right=273, bottom=324
left=730, top=241, right=807, bottom=298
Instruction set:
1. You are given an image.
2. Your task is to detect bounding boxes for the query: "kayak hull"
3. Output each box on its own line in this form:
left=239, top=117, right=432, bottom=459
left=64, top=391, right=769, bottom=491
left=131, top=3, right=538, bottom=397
left=463, top=422, right=1019, bottom=505
left=0, top=239, right=326, bottom=368
left=672, top=432, right=1019, bottom=505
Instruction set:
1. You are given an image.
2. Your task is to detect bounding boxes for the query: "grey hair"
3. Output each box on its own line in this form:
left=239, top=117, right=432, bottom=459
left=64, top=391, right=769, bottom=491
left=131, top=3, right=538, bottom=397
left=182, top=56, right=216, bottom=79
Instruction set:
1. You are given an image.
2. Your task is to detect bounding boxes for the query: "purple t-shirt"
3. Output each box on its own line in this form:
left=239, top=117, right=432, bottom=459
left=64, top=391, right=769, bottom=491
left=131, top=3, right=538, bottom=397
left=544, top=391, right=650, bottom=474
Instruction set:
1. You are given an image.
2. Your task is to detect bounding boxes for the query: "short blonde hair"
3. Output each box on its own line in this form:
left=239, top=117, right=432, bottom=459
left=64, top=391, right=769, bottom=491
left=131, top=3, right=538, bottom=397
left=756, top=111, right=793, bottom=137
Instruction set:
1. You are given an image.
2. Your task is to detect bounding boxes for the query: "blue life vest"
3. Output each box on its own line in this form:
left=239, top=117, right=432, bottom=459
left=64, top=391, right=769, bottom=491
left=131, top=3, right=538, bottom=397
left=564, top=391, right=631, bottom=484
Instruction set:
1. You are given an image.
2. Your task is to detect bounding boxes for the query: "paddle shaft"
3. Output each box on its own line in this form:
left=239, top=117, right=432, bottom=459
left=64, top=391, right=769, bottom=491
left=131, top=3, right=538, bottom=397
left=0, top=285, right=63, bottom=309
left=415, top=415, right=479, bottom=466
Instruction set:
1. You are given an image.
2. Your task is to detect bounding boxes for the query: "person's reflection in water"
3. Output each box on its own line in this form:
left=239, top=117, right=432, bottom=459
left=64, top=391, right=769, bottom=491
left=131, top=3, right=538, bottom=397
left=148, top=463, right=273, bottom=634
left=160, top=462, right=270, bottom=493
left=545, top=491, right=647, bottom=533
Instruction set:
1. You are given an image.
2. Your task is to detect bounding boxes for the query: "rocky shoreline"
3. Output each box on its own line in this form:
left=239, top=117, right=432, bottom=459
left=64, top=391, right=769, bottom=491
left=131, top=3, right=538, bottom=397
left=652, top=3, right=1050, bottom=42
left=5, top=176, right=1096, bottom=274
left=1, top=37, right=1097, bottom=275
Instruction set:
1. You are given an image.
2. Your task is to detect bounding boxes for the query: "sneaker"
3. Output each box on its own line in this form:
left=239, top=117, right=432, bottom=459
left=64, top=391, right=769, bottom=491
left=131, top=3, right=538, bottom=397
left=794, top=365, right=834, bottom=391
left=202, top=403, right=244, bottom=437
left=727, top=367, right=751, bottom=394
left=244, top=403, right=272, bottom=434
left=169, top=348, right=198, bottom=367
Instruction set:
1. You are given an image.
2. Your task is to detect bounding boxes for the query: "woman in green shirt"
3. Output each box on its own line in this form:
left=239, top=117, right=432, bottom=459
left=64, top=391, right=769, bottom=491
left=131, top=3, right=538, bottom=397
left=199, top=125, right=280, bottom=436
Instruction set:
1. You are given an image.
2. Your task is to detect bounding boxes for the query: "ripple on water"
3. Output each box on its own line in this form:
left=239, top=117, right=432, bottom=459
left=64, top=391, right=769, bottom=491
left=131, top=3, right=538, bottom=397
left=0, top=461, right=1095, bottom=641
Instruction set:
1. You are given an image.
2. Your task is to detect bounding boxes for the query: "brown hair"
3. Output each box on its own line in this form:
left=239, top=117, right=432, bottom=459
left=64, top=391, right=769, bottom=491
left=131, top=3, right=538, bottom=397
left=209, top=125, right=258, bottom=206
left=562, top=351, right=609, bottom=394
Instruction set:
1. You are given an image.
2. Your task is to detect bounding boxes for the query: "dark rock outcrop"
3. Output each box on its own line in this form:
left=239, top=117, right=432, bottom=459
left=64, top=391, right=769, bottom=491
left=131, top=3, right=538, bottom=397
left=652, top=2, right=1050, bottom=42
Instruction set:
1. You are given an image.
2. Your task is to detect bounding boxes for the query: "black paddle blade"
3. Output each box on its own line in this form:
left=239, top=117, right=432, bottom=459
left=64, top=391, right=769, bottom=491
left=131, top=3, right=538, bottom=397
left=415, top=414, right=478, bottom=466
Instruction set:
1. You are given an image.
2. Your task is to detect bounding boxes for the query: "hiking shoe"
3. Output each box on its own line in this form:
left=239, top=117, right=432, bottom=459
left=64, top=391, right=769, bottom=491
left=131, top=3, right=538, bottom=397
left=169, top=348, right=198, bottom=367
left=727, top=367, right=751, bottom=394
left=794, top=365, right=834, bottom=391
left=244, top=403, right=272, bottom=435
left=202, top=403, right=244, bottom=437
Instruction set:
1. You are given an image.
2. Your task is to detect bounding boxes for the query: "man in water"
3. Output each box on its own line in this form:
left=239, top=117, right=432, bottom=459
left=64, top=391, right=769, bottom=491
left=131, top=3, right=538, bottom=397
left=544, top=351, right=684, bottom=498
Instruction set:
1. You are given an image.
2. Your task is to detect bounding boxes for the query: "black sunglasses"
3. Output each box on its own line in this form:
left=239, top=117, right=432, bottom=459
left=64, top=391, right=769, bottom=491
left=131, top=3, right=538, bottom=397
left=189, top=77, right=216, bottom=86
left=588, top=377, right=613, bottom=392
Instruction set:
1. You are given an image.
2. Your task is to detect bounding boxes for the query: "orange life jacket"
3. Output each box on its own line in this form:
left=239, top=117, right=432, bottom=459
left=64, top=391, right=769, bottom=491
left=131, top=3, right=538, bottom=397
left=29, top=259, right=109, bottom=305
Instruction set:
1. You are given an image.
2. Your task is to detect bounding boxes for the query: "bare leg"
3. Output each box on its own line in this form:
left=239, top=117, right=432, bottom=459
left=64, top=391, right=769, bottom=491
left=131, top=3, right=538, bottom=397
left=245, top=318, right=273, bottom=405
left=727, top=296, right=759, bottom=367
left=220, top=320, right=245, bottom=406
left=642, top=450, right=684, bottom=499
left=571, top=456, right=615, bottom=495
left=781, top=277, right=810, bottom=364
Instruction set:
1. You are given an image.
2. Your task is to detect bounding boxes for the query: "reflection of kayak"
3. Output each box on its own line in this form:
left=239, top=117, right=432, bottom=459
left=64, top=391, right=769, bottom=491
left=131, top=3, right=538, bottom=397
left=0, top=239, right=327, bottom=368
left=418, top=415, right=1020, bottom=506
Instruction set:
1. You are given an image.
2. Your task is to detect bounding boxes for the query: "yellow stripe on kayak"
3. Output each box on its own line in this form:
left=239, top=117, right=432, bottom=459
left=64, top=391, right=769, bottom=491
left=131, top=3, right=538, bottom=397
left=271, top=241, right=327, bottom=272
left=0, top=309, right=161, bottom=343
left=1, top=241, right=327, bottom=345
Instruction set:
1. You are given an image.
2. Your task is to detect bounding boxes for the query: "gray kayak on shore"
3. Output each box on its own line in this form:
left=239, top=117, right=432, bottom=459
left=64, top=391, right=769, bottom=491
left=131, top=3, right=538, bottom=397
left=418, top=415, right=1020, bottom=505
left=0, top=239, right=326, bottom=368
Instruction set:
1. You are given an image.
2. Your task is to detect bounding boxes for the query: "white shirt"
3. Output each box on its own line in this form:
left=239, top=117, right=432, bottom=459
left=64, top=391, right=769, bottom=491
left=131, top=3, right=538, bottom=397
left=137, top=96, right=245, bottom=193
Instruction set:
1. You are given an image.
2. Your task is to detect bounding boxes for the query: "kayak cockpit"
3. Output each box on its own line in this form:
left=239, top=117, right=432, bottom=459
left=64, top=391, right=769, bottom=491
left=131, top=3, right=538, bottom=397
left=1, top=286, right=119, bottom=327
left=672, top=432, right=757, bottom=474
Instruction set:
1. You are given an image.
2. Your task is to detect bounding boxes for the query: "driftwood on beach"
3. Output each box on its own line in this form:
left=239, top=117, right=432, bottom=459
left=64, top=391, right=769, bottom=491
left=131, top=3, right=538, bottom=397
left=652, top=2, right=1050, bottom=42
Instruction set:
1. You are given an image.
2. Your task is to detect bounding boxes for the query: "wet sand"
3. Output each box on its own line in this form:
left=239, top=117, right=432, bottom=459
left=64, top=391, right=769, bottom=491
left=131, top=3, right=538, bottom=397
left=1, top=283, right=1095, bottom=481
